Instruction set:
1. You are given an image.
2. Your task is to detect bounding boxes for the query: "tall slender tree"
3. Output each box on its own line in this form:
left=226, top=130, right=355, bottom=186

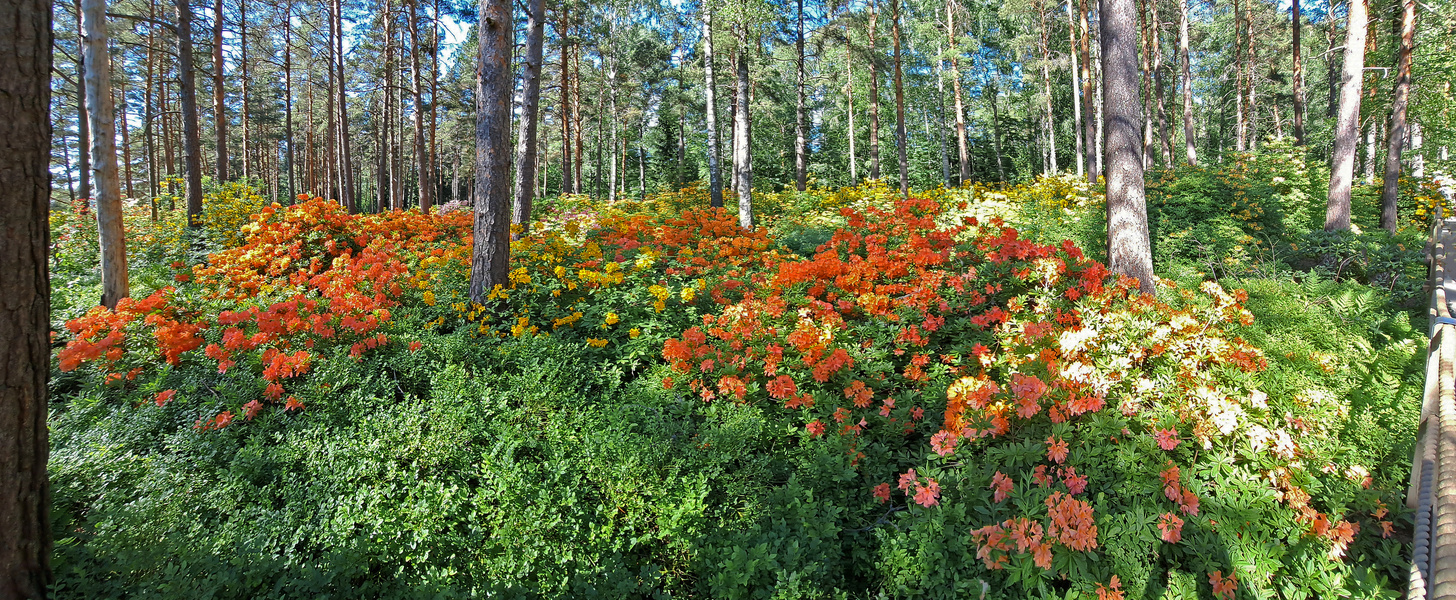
left=513, top=0, right=545, bottom=232
left=794, top=0, right=807, bottom=191
left=703, top=0, right=724, bottom=206
left=733, top=16, right=754, bottom=228
left=1325, top=0, right=1367, bottom=232
left=1291, top=0, right=1305, bottom=145
left=408, top=0, right=432, bottom=212
left=1178, top=0, right=1195, bottom=164
left=82, top=0, right=130, bottom=308
left=1102, top=0, right=1155, bottom=294
left=469, top=0, right=511, bottom=301
left=891, top=0, right=909, bottom=195
left=213, top=0, right=227, bottom=181
left=177, top=0, right=205, bottom=224
left=948, top=0, right=970, bottom=183
left=1378, top=0, right=1414, bottom=233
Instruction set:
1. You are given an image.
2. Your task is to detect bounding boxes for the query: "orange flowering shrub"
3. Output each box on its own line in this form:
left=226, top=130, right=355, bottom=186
left=659, top=195, right=1399, bottom=595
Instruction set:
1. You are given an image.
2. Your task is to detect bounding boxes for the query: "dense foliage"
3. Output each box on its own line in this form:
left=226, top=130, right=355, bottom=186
left=49, top=160, right=1429, bottom=597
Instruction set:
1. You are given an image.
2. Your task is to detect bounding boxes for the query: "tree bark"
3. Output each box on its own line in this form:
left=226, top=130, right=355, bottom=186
left=1068, top=0, right=1084, bottom=178
left=239, top=0, right=249, bottom=180
left=212, top=0, right=227, bottom=181
left=283, top=0, right=294, bottom=199
left=82, top=0, right=130, bottom=308
left=177, top=0, right=204, bottom=224
left=469, top=0, right=511, bottom=302
left=118, top=74, right=136, bottom=200
left=948, top=0, right=970, bottom=183
left=513, top=0, right=544, bottom=232
left=702, top=4, right=724, bottom=206
left=0, top=0, right=52, bottom=594
left=559, top=10, right=574, bottom=198
left=1080, top=0, right=1097, bottom=180
left=1234, top=0, right=1246, bottom=152
left=1178, top=0, right=1195, bottom=164
left=1039, top=2, right=1058, bottom=174
left=794, top=0, right=807, bottom=191
left=334, top=0, right=353, bottom=211
left=1150, top=0, right=1171, bottom=165
left=1101, top=0, right=1155, bottom=294
left=75, top=7, right=92, bottom=203
left=733, top=20, right=754, bottom=228
left=990, top=80, right=1006, bottom=180
left=1324, top=0, right=1367, bottom=232
left=1291, top=0, right=1305, bottom=145
left=891, top=0, right=909, bottom=195
left=845, top=32, right=858, bottom=183
left=408, top=0, right=431, bottom=213
left=1379, top=0, right=1414, bottom=233
left=867, top=0, right=881, bottom=180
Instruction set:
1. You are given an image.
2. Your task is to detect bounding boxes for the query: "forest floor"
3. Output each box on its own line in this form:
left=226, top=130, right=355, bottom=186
left=45, top=151, right=1443, bottom=598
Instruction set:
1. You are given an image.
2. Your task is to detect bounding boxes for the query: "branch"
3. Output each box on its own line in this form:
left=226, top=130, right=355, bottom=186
left=107, top=12, right=176, bottom=34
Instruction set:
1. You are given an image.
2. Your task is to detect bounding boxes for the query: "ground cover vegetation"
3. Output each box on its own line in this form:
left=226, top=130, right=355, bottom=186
left=19, top=0, right=1456, bottom=594
left=45, top=150, right=1436, bottom=597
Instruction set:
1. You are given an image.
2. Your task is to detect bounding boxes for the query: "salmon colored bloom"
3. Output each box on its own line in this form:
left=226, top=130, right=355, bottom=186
left=1046, top=435, right=1070, bottom=463
left=154, top=389, right=177, bottom=407
left=990, top=471, right=1014, bottom=503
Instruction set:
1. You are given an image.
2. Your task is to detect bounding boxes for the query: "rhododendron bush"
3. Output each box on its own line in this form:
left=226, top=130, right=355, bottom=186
left=49, top=183, right=1412, bottom=598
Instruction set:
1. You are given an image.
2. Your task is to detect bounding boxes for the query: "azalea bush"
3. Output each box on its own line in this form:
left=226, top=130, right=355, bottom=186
left=48, top=180, right=1419, bottom=598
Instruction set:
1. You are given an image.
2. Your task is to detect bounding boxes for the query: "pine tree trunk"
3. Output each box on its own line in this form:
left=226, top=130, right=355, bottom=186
left=1234, top=0, right=1246, bottom=152
left=845, top=37, right=858, bottom=183
left=1292, top=0, right=1305, bottom=145
left=213, top=0, right=227, bottom=181
left=469, top=0, right=512, bottom=302
left=868, top=0, right=881, bottom=180
left=334, top=0, right=353, bottom=211
left=1324, top=0, right=1366, bottom=232
left=0, top=2, right=52, bottom=593
left=408, top=0, right=431, bottom=213
left=82, top=0, right=130, bottom=308
left=75, top=9, right=92, bottom=204
left=949, top=0, right=970, bottom=183
left=1080, top=0, right=1097, bottom=180
left=1151, top=0, right=1171, bottom=165
left=177, top=0, right=205, bottom=224
left=990, top=80, right=1005, bottom=180
left=1040, top=3, right=1058, bottom=174
left=1102, top=0, right=1156, bottom=295
left=733, top=21, right=753, bottom=229
left=794, top=0, right=807, bottom=191
left=513, top=0, right=544, bottom=230
left=702, top=5, right=723, bottom=206
left=240, top=0, right=249, bottom=180
left=1068, top=0, right=1084, bottom=178
left=891, top=0, right=909, bottom=195
left=1378, top=0, right=1414, bottom=233
left=1179, top=0, right=1196, bottom=164
left=118, top=75, right=136, bottom=200
left=559, top=13, right=573, bottom=197
left=283, top=0, right=295, bottom=200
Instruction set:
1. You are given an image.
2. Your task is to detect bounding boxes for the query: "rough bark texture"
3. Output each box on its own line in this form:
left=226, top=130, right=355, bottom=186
left=469, top=0, right=512, bottom=302
left=408, top=0, right=432, bottom=213
left=703, top=6, right=723, bottom=207
left=1067, top=0, right=1084, bottom=177
left=512, top=0, right=545, bottom=232
left=733, top=22, right=754, bottom=229
left=212, top=0, right=227, bottom=181
left=1178, top=0, right=1195, bottom=164
left=82, top=0, right=130, bottom=308
left=948, top=0, right=969, bottom=183
left=1378, top=0, right=1414, bottom=233
left=1080, top=0, right=1097, bottom=180
left=891, top=0, right=909, bottom=195
left=177, top=0, right=205, bottom=225
left=794, top=0, right=807, bottom=191
left=1101, top=0, right=1156, bottom=295
left=1292, top=0, right=1305, bottom=145
left=867, top=0, right=881, bottom=180
left=0, top=0, right=52, bottom=594
left=1325, top=0, right=1367, bottom=232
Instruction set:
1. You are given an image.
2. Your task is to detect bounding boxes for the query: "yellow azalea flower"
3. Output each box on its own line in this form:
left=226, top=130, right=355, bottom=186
left=554, top=265, right=567, bottom=278
left=587, top=338, right=608, bottom=348
left=680, top=287, right=695, bottom=302
left=629, top=328, right=641, bottom=339
left=422, top=290, right=436, bottom=306
left=606, top=312, right=620, bottom=325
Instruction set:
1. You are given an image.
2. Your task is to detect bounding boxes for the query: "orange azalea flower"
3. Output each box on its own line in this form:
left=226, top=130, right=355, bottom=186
left=1208, top=571, right=1237, bottom=600
left=1046, top=436, right=1069, bottom=464
left=990, top=471, right=1014, bottom=503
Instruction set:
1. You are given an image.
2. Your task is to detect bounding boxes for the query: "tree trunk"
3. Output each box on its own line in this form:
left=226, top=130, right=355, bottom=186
left=794, top=0, right=807, bottom=191
left=1102, top=0, right=1155, bottom=294
left=990, top=80, right=1005, bottom=180
left=1378, top=0, right=1414, bottom=232
left=75, top=9, right=92, bottom=204
left=283, top=0, right=295, bottom=200
left=702, top=5, right=723, bottom=206
left=334, top=0, right=354, bottom=211
left=239, top=0, right=249, bottom=180
left=891, top=0, right=909, bottom=195
left=82, top=0, right=130, bottom=308
left=118, top=75, right=136, bottom=200
left=559, top=12, right=573, bottom=198
left=1040, top=3, right=1058, bottom=174
left=0, top=0, right=52, bottom=593
left=845, top=36, right=858, bottom=183
left=1150, top=0, right=1171, bottom=165
left=1179, top=0, right=1196, bottom=164
left=408, top=0, right=432, bottom=213
left=733, top=21, right=753, bottom=229
left=1068, top=0, right=1084, bottom=178
left=177, top=0, right=205, bottom=224
left=949, top=0, right=970, bottom=183
left=469, top=0, right=511, bottom=302
left=513, top=0, right=544, bottom=231
left=868, top=0, right=881, bottom=180
left=1080, top=0, right=1097, bottom=180
left=1292, top=0, right=1305, bottom=144
left=1324, top=0, right=1367, bottom=232
left=212, top=0, right=227, bottom=181
left=1234, top=0, right=1246, bottom=152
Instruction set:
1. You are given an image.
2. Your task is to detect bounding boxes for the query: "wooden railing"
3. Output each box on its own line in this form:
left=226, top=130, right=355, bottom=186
left=1408, top=211, right=1456, bottom=599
